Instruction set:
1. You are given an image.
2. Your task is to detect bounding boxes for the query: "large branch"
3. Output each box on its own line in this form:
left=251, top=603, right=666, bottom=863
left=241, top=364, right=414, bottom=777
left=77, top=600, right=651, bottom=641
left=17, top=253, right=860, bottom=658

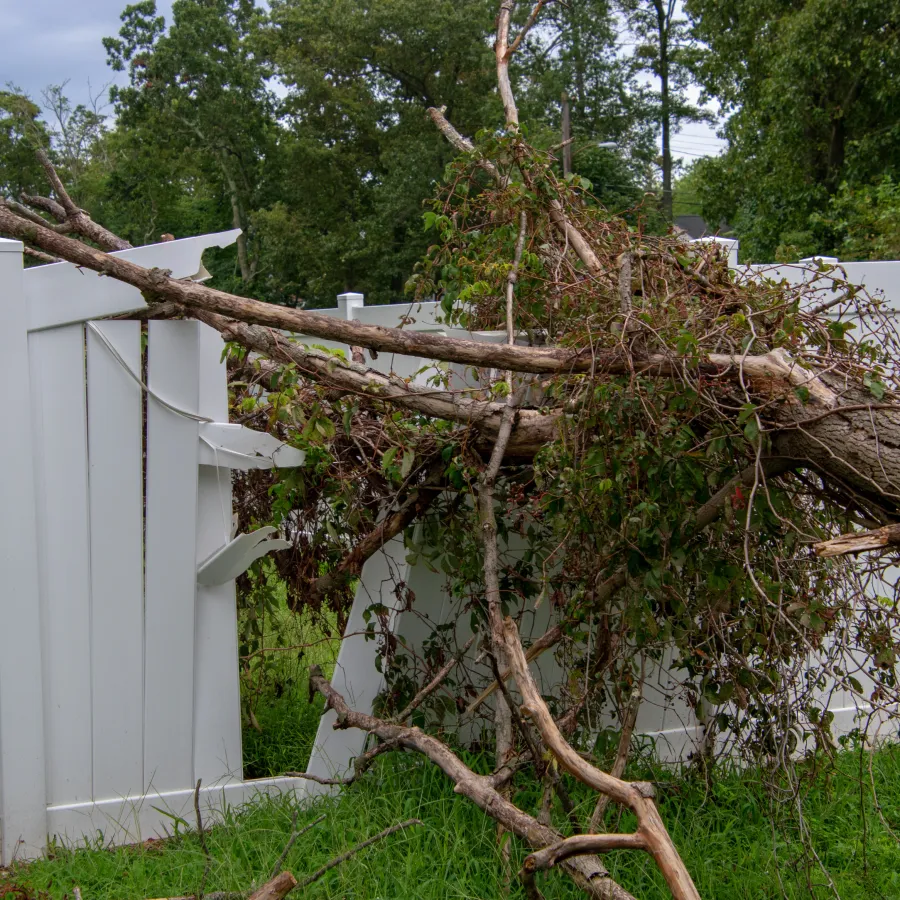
left=198, top=311, right=561, bottom=455
left=0, top=204, right=625, bottom=374
left=3, top=205, right=900, bottom=507
left=32, top=149, right=132, bottom=251
left=504, top=618, right=701, bottom=900
left=308, top=667, right=637, bottom=900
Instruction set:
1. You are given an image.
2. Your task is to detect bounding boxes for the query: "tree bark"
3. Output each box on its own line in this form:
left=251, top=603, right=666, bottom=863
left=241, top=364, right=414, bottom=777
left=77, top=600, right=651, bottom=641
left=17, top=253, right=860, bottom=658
left=814, top=523, right=900, bottom=558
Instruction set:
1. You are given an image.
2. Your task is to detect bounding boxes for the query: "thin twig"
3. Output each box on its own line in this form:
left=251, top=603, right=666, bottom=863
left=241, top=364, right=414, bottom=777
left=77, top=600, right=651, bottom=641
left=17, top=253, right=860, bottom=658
left=293, top=819, right=423, bottom=891
left=269, top=812, right=325, bottom=880
left=395, top=632, right=478, bottom=722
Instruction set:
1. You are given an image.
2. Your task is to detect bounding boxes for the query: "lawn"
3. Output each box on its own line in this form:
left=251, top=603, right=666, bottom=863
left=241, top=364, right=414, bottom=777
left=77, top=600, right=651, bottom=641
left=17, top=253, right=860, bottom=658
left=4, top=581, right=898, bottom=899
left=5, top=724, right=899, bottom=899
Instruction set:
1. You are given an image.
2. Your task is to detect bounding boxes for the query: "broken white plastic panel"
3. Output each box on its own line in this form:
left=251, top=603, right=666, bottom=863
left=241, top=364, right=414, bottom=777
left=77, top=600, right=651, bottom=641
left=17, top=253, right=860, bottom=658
left=198, top=422, right=306, bottom=469
left=197, top=526, right=292, bottom=586
left=25, top=229, right=242, bottom=332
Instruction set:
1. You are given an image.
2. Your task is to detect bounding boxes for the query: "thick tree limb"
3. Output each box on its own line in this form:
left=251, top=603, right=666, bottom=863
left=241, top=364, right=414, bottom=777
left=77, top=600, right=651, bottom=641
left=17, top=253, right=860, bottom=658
left=308, top=666, right=637, bottom=900
left=195, top=311, right=561, bottom=455
left=2, top=205, right=898, bottom=509
left=526, top=833, right=648, bottom=872
left=504, top=619, right=701, bottom=900
left=813, top=523, right=900, bottom=558
left=32, top=148, right=132, bottom=251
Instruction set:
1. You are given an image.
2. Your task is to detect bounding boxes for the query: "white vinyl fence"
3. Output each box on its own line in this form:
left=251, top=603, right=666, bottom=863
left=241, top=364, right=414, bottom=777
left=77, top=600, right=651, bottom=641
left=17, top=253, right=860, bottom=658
left=0, top=231, right=308, bottom=864
left=1, top=231, right=898, bottom=862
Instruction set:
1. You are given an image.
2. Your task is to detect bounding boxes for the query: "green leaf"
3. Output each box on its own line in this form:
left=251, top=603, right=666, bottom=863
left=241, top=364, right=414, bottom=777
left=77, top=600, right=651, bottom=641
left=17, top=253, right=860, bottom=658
left=400, top=448, right=415, bottom=479
left=864, top=374, right=886, bottom=400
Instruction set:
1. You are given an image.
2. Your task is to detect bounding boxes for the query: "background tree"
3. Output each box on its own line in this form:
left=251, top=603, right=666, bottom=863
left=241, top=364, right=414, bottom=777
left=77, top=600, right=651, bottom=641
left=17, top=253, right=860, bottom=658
left=514, top=0, right=658, bottom=211
left=618, top=0, right=709, bottom=220
left=103, top=0, right=277, bottom=286
left=687, top=0, right=900, bottom=260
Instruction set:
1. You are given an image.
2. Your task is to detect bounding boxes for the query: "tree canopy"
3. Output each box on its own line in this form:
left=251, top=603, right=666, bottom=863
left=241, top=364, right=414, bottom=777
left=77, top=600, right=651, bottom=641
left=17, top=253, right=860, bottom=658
left=688, top=0, right=900, bottom=260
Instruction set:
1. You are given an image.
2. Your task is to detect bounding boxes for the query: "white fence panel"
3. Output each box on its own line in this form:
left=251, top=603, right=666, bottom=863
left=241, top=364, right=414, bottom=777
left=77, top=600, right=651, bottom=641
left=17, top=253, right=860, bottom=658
left=0, top=239, right=47, bottom=863
left=0, top=233, right=309, bottom=864
left=144, top=320, right=203, bottom=793
left=87, top=322, right=145, bottom=800
left=194, top=324, right=244, bottom=784
left=28, top=324, right=94, bottom=806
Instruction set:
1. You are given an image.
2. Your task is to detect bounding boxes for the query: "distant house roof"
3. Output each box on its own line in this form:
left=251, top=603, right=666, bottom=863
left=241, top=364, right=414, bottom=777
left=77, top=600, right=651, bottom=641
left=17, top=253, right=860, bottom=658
left=674, top=215, right=712, bottom=239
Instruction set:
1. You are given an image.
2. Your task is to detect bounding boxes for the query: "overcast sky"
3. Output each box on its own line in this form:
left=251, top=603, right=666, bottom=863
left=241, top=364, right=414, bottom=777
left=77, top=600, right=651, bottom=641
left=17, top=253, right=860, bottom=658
left=0, top=0, right=723, bottom=174
left=0, top=0, right=174, bottom=110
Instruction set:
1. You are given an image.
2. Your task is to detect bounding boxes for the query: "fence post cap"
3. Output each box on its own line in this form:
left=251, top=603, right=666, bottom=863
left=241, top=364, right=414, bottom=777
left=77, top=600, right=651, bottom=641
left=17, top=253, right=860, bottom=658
left=0, top=237, right=24, bottom=253
left=337, top=292, right=365, bottom=319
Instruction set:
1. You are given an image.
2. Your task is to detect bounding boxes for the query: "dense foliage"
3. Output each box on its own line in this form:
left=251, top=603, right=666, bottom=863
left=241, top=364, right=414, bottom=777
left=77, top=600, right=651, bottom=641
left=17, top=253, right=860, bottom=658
left=687, top=0, right=900, bottom=261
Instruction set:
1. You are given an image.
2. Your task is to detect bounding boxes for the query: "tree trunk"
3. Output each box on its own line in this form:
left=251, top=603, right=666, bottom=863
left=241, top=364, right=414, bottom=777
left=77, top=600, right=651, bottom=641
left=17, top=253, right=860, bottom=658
left=656, top=3, right=673, bottom=220
left=562, top=93, right=573, bottom=177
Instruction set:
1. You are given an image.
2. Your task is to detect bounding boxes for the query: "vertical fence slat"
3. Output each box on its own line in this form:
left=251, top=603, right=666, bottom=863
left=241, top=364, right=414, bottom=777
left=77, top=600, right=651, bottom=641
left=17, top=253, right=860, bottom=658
left=87, top=322, right=144, bottom=799
left=0, top=241, right=47, bottom=863
left=28, top=324, right=93, bottom=806
left=193, top=324, right=243, bottom=784
left=144, top=321, right=201, bottom=792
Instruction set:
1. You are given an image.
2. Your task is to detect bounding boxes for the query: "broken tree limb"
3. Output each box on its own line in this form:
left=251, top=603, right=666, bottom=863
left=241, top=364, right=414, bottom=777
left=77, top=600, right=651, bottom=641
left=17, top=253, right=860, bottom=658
left=503, top=618, right=702, bottom=900
left=193, top=311, right=561, bottom=457
left=814, top=523, right=900, bottom=557
left=308, top=666, right=637, bottom=900
left=247, top=872, right=297, bottom=900
left=525, top=832, right=648, bottom=872
left=31, top=148, right=133, bottom=251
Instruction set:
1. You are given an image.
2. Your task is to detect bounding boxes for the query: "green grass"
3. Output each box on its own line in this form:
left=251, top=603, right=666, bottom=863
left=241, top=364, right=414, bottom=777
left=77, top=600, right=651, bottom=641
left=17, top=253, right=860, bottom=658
left=5, top=744, right=900, bottom=900
left=238, top=589, right=339, bottom=779
left=6, top=586, right=898, bottom=899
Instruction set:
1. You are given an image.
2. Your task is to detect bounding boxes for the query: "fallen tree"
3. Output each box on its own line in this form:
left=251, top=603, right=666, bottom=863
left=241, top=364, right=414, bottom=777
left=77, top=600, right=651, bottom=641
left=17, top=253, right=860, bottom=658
left=2, top=2, right=900, bottom=895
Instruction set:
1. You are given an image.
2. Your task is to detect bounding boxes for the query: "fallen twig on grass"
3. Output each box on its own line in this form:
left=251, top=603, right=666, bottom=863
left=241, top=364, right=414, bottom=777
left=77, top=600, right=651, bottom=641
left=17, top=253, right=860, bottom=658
left=269, top=812, right=325, bottom=879
left=144, top=813, right=419, bottom=900
left=293, top=819, right=423, bottom=891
